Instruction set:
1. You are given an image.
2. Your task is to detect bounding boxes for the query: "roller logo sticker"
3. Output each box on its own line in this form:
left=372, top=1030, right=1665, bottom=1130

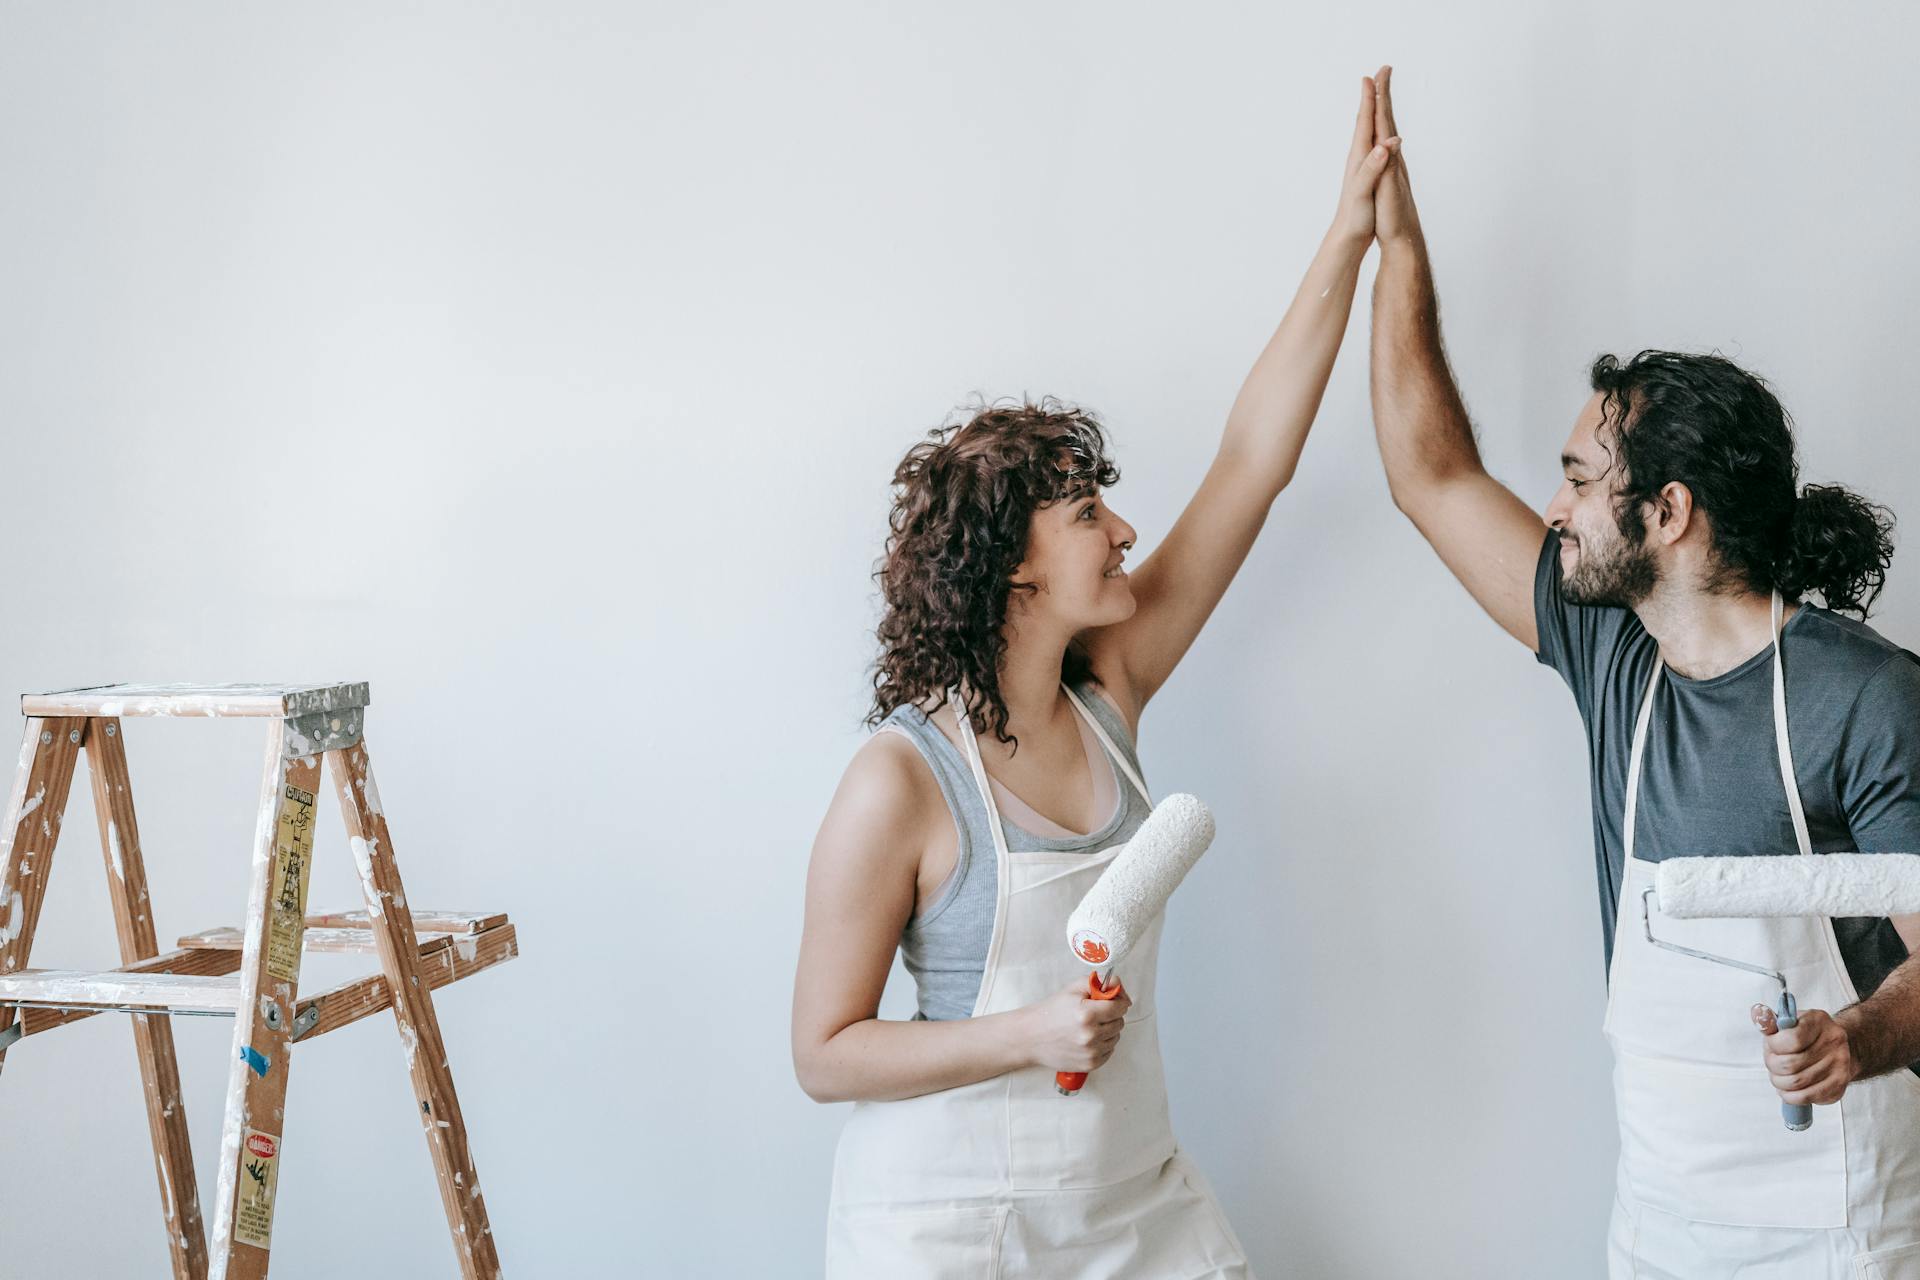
left=234, top=1128, right=281, bottom=1249
left=1071, top=930, right=1110, bottom=965
left=265, top=783, right=315, bottom=984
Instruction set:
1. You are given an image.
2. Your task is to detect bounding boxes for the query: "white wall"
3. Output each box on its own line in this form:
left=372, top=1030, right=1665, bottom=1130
left=2, top=3, right=1917, bottom=1275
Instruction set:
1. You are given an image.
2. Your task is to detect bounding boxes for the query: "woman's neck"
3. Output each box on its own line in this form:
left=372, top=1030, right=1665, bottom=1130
left=992, top=621, right=1075, bottom=735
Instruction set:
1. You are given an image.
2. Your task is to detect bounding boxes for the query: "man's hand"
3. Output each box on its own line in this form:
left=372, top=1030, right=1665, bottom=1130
left=1753, top=1003, right=1859, bottom=1107
left=1333, top=75, right=1400, bottom=245
left=1371, top=65, right=1422, bottom=248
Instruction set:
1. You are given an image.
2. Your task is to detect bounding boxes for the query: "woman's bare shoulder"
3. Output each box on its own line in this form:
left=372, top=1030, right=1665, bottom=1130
left=817, top=728, right=946, bottom=868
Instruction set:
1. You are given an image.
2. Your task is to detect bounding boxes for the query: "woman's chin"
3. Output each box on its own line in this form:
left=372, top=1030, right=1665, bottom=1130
left=1099, top=591, right=1139, bottom=624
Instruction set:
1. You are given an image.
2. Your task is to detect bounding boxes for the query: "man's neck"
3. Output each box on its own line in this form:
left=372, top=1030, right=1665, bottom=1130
left=1636, top=583, right=1791, bottom=680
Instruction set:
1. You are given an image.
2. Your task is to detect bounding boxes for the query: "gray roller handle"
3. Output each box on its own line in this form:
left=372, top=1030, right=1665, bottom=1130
left=1776, top=992, right=1813, bottom=1132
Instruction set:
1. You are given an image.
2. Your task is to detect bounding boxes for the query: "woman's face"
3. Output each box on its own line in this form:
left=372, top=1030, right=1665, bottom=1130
left=1010, top=488, right=1139, bottom=631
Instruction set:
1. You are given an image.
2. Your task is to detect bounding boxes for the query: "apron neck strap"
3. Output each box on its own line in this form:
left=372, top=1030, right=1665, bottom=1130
left=1769, top=590, right=1814, bottom=857
left=1623, top=589, right=1811, bottom=864
left=952, top=691, right=1015, bottom=866
left=1060, top=685, right=1152, bottom=806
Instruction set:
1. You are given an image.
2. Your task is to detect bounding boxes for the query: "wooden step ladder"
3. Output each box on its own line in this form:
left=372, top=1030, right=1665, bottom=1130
left=0, top=683, right=516, bottom=1278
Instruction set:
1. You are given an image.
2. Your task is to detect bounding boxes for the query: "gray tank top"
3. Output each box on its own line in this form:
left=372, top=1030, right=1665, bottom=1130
left=882, top=681, right=1152, bottom=1021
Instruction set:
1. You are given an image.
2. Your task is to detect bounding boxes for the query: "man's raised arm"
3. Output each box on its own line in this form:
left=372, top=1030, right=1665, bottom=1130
left=1368, top=66, right=1547, bottom=651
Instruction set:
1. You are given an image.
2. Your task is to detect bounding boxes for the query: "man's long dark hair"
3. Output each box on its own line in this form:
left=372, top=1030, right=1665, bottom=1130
left=1591, top=350, right=1896, bottom=617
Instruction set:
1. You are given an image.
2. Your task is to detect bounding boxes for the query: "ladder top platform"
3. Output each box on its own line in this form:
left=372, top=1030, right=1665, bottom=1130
left=22, top=682, right=370, bottom=719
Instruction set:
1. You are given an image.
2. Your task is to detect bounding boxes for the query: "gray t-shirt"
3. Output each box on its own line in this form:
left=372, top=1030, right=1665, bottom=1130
left=1533, top=529, right=1920, bottom=1032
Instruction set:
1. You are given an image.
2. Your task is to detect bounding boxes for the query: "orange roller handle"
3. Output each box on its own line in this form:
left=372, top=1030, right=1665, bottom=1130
left=1055, top=971, right=1125, bottom=1096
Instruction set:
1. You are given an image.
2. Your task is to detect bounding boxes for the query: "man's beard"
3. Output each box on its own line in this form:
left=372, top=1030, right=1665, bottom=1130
left=1561, top=527, right=1658, bottom=608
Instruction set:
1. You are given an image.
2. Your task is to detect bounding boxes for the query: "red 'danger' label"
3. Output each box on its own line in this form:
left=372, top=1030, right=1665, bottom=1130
left=236, top=1128, right=282, bottom=1249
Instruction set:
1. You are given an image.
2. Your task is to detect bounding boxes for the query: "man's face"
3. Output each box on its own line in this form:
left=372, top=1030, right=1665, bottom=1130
left=1543, top=393, right=1658, bottom=608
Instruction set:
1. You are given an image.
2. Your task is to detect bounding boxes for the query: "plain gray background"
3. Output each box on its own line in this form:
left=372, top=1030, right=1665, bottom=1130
left=3, top=3, right=1918, bottom=1276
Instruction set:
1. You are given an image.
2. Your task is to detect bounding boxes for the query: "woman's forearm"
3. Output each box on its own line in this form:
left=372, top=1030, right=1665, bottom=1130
left=797, top=1007, right=1034, bottom=1104
left=1219, top=223, right=1373, bottom=494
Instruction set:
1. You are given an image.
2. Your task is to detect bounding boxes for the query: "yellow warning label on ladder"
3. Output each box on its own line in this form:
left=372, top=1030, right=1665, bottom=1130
left=265, top=784, right=315, bottom=984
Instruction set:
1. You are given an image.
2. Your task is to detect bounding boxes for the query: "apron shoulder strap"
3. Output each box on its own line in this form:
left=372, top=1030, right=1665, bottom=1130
left=1769, top=590, right=1814, bottom=858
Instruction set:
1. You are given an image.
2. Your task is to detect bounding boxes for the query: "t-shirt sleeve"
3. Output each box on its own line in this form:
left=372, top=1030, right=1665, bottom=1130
left=1836, top=652, right=1920, bottom=852
left=1533, top=527, right=1638, bottom=720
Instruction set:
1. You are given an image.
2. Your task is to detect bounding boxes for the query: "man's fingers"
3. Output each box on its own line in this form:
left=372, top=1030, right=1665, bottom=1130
left=1768, top=1055, right=1839, bottom=1091
left=1766, top=1046, right=1827, bottom=1077
left=1348, top=76, right=1377, bottom=168
left=1769, top=1024, right=1822, bottom=1056
left=1776, top=1059, right=1850, bottom=1106
left=1755, top=1005, right=1821, bottom=1054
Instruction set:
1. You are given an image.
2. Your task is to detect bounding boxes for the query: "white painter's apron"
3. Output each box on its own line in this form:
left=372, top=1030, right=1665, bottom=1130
left=826, top=685, right=1251, bottom=1278
left=1605, top=594, right=1920, bottom=1278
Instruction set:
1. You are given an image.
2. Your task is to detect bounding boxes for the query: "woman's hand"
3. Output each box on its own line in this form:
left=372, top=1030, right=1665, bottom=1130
left=1018, top=977, right=1132, bottom=1074
left=1334, top=74, right=1400, bottom=245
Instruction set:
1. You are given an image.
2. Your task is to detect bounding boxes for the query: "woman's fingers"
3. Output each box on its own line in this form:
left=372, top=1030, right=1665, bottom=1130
left=1356, top=136, right=1399, bottom=189
left=1347, top=76, right=1377, bottom=170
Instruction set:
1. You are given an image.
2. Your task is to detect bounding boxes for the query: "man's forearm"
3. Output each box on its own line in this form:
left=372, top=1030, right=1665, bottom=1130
left=1839, top=951, right=1920, bottom=1079
left=1368, top=240, right=1485, bottom=504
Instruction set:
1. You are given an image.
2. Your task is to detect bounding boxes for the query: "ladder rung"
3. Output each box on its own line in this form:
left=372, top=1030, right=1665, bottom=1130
left=296, top=923, right=518, bottom=1042
left=15, top=948, right=241, bottom=1038
left=0, top=969, right=243, bottom=1013
left=177, top=908, right=510, bottom=952
left=306, top=909, right=505, bottom=935
left=178, top=926, right=458, bottom=954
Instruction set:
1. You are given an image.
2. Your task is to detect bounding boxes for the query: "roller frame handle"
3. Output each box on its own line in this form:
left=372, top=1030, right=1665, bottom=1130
left=1775, top=991, right=1813, bottom=1132
left=1055, top=971, right=1124, bottom=1096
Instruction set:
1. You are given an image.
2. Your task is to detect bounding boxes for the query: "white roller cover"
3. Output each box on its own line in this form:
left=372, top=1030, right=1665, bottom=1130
left=1065, top=793, right=1214, bottom=967
left=1655, top=853, right=1920, bottom=920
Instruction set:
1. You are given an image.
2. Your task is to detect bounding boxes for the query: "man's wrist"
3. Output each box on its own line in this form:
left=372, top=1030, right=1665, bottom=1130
left=1376, top=229, right=1428, bottom=262
left=1835, top=1005, right=1878, bottom=1081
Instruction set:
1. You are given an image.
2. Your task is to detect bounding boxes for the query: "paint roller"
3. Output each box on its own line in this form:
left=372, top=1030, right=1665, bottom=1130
left=1055, top=793, right=1215, bottom=1097
left=1645, top=852, right=1920, bottom=1131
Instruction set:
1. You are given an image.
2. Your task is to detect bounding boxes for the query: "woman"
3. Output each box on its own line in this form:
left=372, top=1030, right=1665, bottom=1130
left=792, top=79, right=1399, bottom=1278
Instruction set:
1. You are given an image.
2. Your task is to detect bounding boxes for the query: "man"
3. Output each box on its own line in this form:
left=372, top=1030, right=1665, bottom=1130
left=1364, top=66, right=1920, bottom=1278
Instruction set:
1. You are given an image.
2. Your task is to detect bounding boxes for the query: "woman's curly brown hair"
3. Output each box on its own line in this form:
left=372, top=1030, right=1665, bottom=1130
left=868, top=398, right=1120, bottom=750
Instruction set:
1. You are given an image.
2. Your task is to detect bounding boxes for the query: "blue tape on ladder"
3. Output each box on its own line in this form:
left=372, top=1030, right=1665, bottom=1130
left=240, top=1045, right=270, bottom=1078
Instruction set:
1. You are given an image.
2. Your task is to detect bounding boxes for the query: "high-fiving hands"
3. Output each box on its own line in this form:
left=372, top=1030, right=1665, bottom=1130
left=1335, top=74, right=1400, bottom=244
left=1369, top=65, right=1423, bottom=249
